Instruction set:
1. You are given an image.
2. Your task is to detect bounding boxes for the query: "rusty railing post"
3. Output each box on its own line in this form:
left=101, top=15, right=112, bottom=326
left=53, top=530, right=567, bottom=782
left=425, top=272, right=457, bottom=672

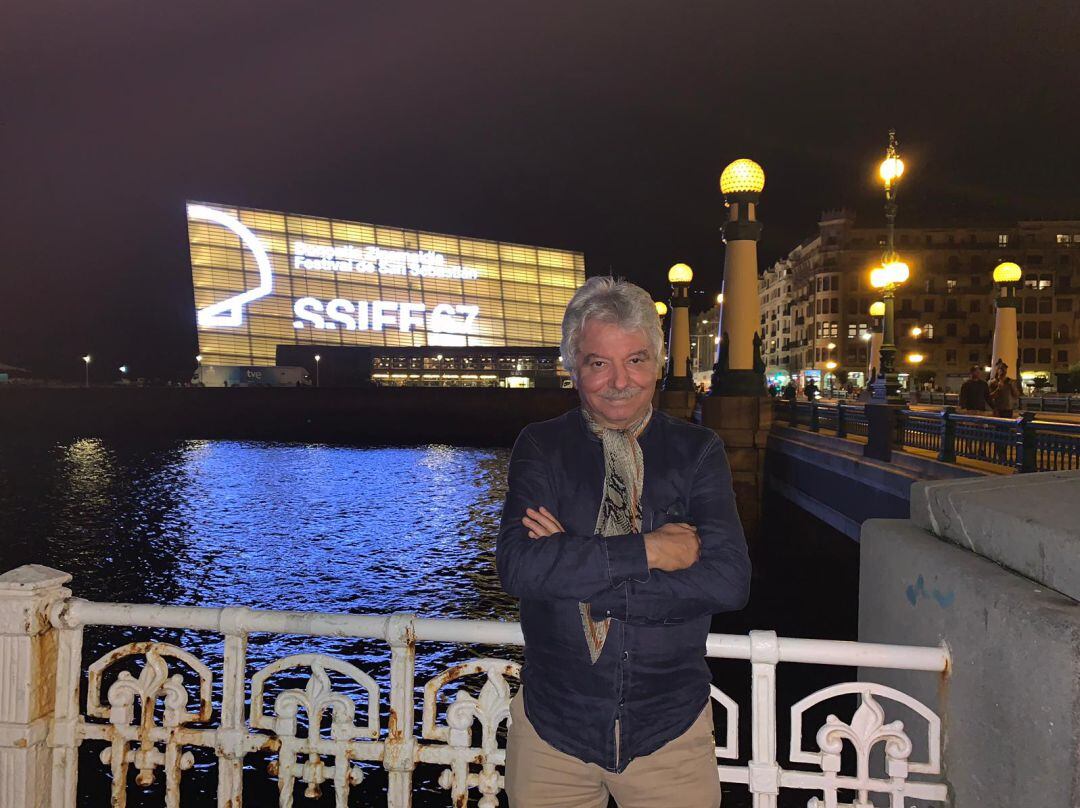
left=0, top=565, right=72, bottom=808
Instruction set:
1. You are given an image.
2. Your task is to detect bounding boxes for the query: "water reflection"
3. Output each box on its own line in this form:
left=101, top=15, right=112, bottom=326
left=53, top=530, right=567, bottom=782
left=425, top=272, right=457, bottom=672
left=0, top=438, right=518, bottom=806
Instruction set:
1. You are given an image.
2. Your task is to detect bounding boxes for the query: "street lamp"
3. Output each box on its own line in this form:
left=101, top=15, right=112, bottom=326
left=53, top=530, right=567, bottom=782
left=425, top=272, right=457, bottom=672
left=869, top=260, right=910, bottom=402
left=663, top=263, right=695, bottom=391
left=991, top=261, right=1022, bottom=377
left=906, top=352, right=925, bottom=392
left=654, top=300, right=668, bottom=317
left=711, top=158, right=766, bottom=397
left=867, top=300, right=885, bottom=384
left=81, top=355, right=91, bottom=388
left=314, top=354, right=321, bottom=387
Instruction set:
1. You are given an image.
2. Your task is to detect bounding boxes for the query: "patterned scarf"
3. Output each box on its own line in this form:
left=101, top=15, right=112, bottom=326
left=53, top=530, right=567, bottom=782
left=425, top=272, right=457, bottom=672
left=580, top=405, right=652, bottom=664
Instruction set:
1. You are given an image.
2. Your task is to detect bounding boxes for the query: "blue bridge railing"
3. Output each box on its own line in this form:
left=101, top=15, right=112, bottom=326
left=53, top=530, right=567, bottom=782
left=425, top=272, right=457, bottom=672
left=775, top=400, right=1080, bottom=473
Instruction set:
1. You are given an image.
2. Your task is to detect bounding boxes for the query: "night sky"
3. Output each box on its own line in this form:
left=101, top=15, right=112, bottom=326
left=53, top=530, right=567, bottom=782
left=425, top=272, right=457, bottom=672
left=3, top=1, right=1078, bottom=379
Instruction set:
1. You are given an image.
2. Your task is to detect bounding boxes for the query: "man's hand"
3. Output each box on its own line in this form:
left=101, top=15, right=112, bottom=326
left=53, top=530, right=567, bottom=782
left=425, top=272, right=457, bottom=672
left=522, top=506, right=565, bottom=539
left=644, top=523, right=700, bottom=571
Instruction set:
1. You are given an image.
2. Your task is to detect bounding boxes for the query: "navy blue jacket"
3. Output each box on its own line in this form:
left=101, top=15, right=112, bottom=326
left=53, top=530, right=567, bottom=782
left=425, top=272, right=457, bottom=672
left=496, top=407, right=751, bottom=772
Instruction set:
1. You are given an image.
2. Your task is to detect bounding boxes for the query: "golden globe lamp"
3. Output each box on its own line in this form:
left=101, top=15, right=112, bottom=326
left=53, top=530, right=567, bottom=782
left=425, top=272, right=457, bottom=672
left=825, top=360, right=838, bottom=370
left=910, top=326, right=923, bottom=337
left=719, top=159, right=766, bottom=195
left=993, top=261, right=1022, bottom=284
left=869, top=301, right=886, bottom=317
left=668, top=263, right=693, bottom=284
left=654, top=301, right=668, bottom=317
left=907, top=353, right=924, bottom=364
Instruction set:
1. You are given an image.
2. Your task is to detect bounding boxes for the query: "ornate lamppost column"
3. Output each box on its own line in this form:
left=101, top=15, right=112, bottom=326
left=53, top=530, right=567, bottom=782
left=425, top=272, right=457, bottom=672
left=991, top=261, right=1022, bottom=376
left=868, top=131, right=910, bottom=404
left=663, top=263, right=695, bottom=391
left=654, top=300, right=669, bottom=385
left=863, top=131, right=911, bottom=461
left=867, top=300, right=885, bottom=384
left=869, top=261, right=910, bottom=403
left=710, top=158, right=766, bottom=396
left=712, top=292, right=725, bottom=367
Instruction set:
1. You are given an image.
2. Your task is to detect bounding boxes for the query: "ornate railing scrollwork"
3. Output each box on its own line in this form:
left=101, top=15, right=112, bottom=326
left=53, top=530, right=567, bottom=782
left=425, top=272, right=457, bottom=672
left=791, top=682, right=943, bottom=807
left=250, top=654, right=380, bottom=807
left=86, top=642, right=212, bottom=808
left=420, top=658, right=521, bottom=808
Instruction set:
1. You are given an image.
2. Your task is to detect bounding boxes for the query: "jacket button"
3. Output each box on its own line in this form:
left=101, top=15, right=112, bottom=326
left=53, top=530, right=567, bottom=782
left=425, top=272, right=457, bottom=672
left=622, top=651, right=629, bottom=661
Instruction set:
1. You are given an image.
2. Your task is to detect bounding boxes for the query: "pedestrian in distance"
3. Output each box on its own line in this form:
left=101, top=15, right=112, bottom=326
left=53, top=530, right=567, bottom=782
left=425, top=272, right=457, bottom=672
left=496, top=276, right=750, bottom=808
left=803, top=379, right=819, bottom=401
left=989, top=359, right=1021, bottom=418
left=958, top=365, right=991, bottom=414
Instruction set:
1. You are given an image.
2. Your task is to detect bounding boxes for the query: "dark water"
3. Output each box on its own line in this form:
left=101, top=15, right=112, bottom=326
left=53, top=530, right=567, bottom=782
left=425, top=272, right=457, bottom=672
left=0, top=438, right=859, bottom=807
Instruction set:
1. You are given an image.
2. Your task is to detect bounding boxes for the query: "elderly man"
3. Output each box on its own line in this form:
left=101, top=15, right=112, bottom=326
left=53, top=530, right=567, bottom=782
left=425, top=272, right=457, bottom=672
left=497, top=276, right=751, bottom=808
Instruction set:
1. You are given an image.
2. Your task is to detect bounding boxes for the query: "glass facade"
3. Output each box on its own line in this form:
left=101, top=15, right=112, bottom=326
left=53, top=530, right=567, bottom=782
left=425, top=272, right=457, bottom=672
left=188, top=202, right=585, bottom=366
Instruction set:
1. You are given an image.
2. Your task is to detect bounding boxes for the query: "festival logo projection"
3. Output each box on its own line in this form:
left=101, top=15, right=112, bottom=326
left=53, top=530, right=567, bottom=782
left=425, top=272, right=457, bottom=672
left=187, top=203, right=585, bottom=366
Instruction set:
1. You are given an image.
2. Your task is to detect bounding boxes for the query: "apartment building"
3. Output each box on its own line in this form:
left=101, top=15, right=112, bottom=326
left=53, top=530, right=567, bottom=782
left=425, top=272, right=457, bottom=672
left=759, top=213, right=1080, bottom=390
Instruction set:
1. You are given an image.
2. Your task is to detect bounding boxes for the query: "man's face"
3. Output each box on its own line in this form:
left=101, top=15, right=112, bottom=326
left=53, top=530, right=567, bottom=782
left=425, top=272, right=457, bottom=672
left=573, top=319, right=657, bottom=430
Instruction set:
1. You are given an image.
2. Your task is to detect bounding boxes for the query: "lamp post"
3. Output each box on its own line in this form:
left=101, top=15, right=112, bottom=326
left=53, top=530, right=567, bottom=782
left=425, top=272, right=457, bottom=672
left=712, top=292, right=725, bottom=367
left=868, top=131, right=909, bottom=404
left=81, top=355, right=91, bottom=388
left=314, top=354, right=321, bottom=388
left=906, top=352, right=925, bottom=392
left=869, top=260, right=910, bottom=402
left=991, top=261, right=1022, bottom=378
left=654, top=301, right=669, bottom=382
left=663, top=263, right=695, bottom=391
left=711, top=158, right=766, bottom=396
left=868, top=300, right=885, bottom=384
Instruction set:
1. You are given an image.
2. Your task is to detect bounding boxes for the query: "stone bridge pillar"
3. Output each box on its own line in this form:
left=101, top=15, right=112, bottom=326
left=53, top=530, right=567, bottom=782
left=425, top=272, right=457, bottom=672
left=701, top=159, right=770, bottom=543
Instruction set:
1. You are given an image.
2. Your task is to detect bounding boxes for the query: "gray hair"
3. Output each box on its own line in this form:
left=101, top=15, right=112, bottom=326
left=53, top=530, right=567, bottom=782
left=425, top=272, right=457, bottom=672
left=561, top=276, right=664, bottom=377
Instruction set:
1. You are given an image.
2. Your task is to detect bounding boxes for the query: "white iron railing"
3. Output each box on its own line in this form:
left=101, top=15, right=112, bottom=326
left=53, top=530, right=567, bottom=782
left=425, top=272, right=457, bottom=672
left=0, top=564, right=950, bottom=807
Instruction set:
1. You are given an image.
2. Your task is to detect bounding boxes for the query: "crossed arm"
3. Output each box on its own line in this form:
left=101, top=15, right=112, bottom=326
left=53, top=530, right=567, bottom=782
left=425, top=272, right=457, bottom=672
left=495, top=429, right=751, bottom=625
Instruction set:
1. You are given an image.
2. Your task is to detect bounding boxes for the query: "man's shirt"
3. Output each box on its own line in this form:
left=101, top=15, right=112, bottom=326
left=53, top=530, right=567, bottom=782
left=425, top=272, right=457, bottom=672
left=496, top=407, right=751, bottom=772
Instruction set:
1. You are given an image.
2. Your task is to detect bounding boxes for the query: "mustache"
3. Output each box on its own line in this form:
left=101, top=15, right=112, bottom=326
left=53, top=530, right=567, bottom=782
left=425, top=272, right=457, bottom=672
left=599, top=386, right=646, bottom=401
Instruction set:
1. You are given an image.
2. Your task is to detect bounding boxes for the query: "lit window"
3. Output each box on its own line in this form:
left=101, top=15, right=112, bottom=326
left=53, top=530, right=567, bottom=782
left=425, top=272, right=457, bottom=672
left=998, top=234, right=1009, bottom=247
left=1057, top=234, right=1072, bottom=244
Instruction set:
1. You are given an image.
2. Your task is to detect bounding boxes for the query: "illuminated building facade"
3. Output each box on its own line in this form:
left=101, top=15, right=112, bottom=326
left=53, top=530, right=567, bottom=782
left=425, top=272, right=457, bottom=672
left=760, top=213, right=1080, bottom=391
left=187, top=202, right=585, bottom=384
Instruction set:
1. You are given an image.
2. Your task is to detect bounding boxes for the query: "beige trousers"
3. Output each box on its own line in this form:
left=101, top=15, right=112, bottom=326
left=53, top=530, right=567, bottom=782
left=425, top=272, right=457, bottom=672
left=504, top=690, right=721, bottom=808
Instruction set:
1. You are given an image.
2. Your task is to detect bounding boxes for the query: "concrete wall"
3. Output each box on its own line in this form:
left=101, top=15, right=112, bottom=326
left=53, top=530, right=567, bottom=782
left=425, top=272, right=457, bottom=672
left=859, top=470, right=1080, bottom=807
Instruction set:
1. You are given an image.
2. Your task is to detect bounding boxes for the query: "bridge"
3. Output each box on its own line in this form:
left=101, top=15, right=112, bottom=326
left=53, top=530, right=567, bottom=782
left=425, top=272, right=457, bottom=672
left=751, top=397, right=1080, bottom=808
left=764, top=398, right=1080, bottom=540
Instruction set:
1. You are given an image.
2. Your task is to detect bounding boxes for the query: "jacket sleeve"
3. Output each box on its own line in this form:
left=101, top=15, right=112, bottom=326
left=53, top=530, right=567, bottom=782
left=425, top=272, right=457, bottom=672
left=496, top=427, right=650, bottom=601
left=589, top=435, right=751, bottom=625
